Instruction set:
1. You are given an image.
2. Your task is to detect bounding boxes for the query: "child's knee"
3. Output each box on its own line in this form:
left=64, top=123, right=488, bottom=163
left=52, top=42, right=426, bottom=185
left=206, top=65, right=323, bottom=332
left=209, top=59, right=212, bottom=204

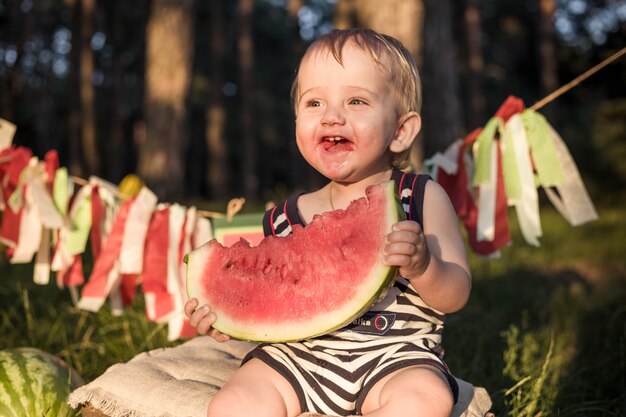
left=207, top=388, right=247, bottom=417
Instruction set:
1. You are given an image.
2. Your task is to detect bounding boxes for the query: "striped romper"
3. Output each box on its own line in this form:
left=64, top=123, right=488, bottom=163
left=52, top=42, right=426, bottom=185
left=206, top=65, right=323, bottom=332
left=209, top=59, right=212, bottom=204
left=242, top=169, right=459, bottom=416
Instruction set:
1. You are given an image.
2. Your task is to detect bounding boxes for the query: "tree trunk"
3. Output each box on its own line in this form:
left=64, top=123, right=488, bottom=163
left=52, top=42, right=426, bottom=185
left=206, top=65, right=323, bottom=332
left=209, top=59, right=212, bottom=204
left=139, top=0, right=195, bottom=200
left=80, top=0, right=99, bottom=175
left=238, top=0, right=257, bottom=199
left=109, top=0, right=126, bottom=183
left=206, top=0, right=230, bottom=200
left=538, top=0, right=559, bottom=121
left=66, top=0, right=84, bottom=176
left=463, top=0, right=486, bottom=129
left=421, top=0, right=463, bottom=158
left=0, top=0, right=25, bottom=123
left=334, top=0, right=423, bottom=65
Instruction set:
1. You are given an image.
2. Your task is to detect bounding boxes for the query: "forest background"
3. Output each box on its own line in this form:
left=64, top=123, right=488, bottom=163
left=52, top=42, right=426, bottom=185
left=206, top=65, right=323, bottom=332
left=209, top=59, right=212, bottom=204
left=1, top=0, right=625, bottom=205
left=1, top=1, right=626, bottom=416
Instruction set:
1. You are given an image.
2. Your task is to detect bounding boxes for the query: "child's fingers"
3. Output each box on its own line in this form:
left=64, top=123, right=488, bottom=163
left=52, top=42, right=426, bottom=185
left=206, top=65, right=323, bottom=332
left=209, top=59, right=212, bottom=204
left=184, top=298, right=199, bottom=318
left=185, top=300, right=231, bottom=341
left=388, top=221, right=423, bottom=244
left=385, top=241, right=418, bottom=257
left=194, top=308, right=216, bottom=335
left=383, top=253, right=412, bottom=267
left=392, top=220, right=421, bottom=233
left=210, top=331, right=231, bottom=343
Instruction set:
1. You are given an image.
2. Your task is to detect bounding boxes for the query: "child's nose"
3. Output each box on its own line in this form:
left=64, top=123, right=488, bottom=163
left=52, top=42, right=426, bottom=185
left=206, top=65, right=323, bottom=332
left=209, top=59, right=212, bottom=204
left=321, top=105, right=346, bottom=125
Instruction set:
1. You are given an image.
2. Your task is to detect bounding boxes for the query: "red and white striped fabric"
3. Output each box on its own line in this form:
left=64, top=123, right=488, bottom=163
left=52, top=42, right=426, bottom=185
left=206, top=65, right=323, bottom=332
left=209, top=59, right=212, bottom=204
left=77, top=187, right=157, bottom=313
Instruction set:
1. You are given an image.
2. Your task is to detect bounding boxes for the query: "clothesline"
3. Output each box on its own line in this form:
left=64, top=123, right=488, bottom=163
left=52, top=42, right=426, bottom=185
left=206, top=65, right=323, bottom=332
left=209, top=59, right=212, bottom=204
left=70, top=174, right=236, bottom=220
left=4, top=46, right=625, bottom=225
left=530, top=46, right=626, bottom=111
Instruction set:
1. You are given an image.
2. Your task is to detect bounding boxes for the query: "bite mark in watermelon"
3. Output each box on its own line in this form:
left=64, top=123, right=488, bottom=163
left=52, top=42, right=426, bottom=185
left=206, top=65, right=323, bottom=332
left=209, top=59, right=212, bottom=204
left=185, top=180, right=404, bottom=342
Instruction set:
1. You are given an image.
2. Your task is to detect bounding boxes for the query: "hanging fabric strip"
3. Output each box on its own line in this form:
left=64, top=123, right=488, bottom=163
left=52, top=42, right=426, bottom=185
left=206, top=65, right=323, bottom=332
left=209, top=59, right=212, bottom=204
left=500, top=122, right=521, bottom=201
left=0, top=118, right=17, bottom=150
left=78, top=197, right=133, bottom=312
left=179, top=207, right=197, bottom=279
left=0, top=147, right=32, bottom=248
left=107, top=264, right=124, bottom=316
left=167, top=204, right=186, bottom=297
left=544, top=125, right=598, bottom=226
left=87, top=186, right=102, bottom=258
left=120, top=273, right=140, bottom=307
left=56, top=255, right=84, bottom=290
left=51, top=174, right=84, bottom=288
left=437, top=128, right=510, bottom=256
left=176, top=207, right=200, bottom=340
left=43, top=150, right=60, bottom=192
left=119, top=187, right=158, bottom=274
left=423, top=140, right=461, bottom=181
left=142, top=206, right=174, bottom=322
left=166, top=204, right=188, bottom=341
left=90, top=175, right=122, bottom=247
left=10, top=184, right=42, bottom=263
left=476, top=139, right=499, bottom=242
left=506, top=114, right=542, bottom=246
left=192, top=216, right=213, bottom=249
left=52, top=168, right=71, bottom=216
left=491, top=141, right=512, bottom=251
left=472, top=117, right=501, bottom=186
left=65, top=185, right=93, bottom=256
left=29, top=174, right=64, bottom=229
left=29, top=164, right=62, bottom=284
left=34, top=228, right=51, bottom=285
left=521, top=110, right=565, bottom=187
left=6, top=157, right=37, bottom=214
left=437, top=131, right=477, bottom=227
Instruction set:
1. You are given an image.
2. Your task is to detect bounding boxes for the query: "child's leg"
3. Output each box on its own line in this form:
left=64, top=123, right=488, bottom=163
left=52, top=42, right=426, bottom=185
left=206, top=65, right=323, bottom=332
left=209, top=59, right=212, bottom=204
left=360, top=365, right=454, bottom=417
left=207, top=358, right=302, bottom=417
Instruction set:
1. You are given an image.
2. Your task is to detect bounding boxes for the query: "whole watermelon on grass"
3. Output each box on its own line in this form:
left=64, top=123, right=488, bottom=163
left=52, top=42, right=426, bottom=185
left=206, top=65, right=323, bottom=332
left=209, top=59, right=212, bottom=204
left=185, top=180, right=404, bottom=342
left=0, top=348, right=83, bottom=417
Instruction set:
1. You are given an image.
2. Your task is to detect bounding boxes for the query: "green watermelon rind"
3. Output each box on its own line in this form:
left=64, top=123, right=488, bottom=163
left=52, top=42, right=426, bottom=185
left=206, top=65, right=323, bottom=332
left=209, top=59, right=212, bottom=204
left=0, top=348, right=83, bottom=417
left=185, top=180, right=405, bottom=342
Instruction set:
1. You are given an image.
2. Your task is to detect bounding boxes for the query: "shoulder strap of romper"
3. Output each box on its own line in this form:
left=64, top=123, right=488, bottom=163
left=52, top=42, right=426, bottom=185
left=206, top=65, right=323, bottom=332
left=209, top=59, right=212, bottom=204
left=395, top=170, right=431, bottom=227
left=262, top=194, right=301, bottom=237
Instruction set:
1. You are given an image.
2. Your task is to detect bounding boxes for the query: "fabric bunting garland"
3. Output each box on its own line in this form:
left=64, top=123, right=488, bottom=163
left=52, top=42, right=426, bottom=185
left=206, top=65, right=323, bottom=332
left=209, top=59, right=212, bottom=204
left=0, top=119, right=231, bottom=340
left=1, top=101, right=599, bottom=337
left=428, top=96, right=598, bottom=257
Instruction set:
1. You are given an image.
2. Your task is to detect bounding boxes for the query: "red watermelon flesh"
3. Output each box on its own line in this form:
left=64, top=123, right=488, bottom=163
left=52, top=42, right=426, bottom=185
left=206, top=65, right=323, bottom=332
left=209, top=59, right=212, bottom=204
left=185, top=180, right=404, bottom=342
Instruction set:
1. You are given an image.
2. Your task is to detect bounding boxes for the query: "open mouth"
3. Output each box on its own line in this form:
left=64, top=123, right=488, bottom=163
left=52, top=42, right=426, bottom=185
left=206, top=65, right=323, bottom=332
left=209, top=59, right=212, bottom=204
left=322, top=136, right=353, bottom=152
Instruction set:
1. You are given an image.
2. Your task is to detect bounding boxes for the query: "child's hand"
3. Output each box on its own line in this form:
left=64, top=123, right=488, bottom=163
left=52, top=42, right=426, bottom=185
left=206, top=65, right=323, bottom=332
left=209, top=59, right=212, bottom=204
left=184, top=298, right=231, bottom=342
left=383, top=220, right=431, bottom=280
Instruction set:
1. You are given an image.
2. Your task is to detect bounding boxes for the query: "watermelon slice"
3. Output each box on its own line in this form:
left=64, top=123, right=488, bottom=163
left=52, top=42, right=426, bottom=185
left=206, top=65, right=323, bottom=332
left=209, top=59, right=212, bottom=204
left=185, top=180, right=404, bottom=342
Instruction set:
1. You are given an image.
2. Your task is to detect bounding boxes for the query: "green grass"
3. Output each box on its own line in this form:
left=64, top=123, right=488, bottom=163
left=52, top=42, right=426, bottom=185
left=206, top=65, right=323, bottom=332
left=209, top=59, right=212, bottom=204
left=445, top=205, right=626, bottom=416
left=1, top=204, right=625, bottom=416
left=0, top=264, right=181, bottom=381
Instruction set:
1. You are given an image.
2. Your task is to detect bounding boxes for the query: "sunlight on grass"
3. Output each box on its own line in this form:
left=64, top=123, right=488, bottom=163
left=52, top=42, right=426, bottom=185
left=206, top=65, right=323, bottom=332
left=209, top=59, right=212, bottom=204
left=445, top=204, right=626, bottom=416
left=1, top=204, right=625, bottom=416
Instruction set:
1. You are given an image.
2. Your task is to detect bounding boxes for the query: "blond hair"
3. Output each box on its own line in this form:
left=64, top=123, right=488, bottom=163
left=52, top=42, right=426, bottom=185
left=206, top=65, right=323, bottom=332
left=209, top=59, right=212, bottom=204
left=291, top=28, right=421, bottom=168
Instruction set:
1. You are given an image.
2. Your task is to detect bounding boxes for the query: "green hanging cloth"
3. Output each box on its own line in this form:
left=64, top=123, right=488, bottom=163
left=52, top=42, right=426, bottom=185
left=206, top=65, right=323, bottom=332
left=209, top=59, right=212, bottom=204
left=472, top=117, right=502, bottom=186
left=521, top=110, right=565, bottom=187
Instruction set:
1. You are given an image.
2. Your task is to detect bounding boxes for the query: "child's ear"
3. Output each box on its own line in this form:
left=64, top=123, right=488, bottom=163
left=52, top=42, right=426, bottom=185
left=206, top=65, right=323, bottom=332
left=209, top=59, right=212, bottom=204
left=389, top=112, right=421, bottom=153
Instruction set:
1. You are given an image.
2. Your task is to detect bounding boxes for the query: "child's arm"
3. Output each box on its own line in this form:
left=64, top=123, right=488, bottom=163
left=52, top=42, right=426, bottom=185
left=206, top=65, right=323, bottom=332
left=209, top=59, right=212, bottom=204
left=184, top=298, right=231, bottom=342
left=383, top=180, right=471, bottom=313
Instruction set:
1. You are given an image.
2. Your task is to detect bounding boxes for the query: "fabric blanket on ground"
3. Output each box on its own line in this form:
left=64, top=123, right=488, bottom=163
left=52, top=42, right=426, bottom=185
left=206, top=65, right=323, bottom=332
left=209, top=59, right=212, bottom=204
left=69, top=336, right=493, bottom=417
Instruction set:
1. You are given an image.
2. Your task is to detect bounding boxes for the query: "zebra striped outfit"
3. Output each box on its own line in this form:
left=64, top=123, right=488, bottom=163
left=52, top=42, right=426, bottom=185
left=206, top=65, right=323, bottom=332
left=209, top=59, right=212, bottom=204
left=242, top=169, right=458, bottom=416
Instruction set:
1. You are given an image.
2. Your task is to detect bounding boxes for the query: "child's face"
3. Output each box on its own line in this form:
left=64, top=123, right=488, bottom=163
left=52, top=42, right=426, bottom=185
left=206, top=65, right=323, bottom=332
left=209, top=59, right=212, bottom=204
left=294, top=43, right=401, bottom=183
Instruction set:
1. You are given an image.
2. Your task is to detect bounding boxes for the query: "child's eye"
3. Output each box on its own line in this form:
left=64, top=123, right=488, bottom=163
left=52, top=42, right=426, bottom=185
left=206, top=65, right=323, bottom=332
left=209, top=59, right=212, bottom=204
left=349, top=98, right=367, bottom=105
left=305, top=100, right=321, bottom=108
